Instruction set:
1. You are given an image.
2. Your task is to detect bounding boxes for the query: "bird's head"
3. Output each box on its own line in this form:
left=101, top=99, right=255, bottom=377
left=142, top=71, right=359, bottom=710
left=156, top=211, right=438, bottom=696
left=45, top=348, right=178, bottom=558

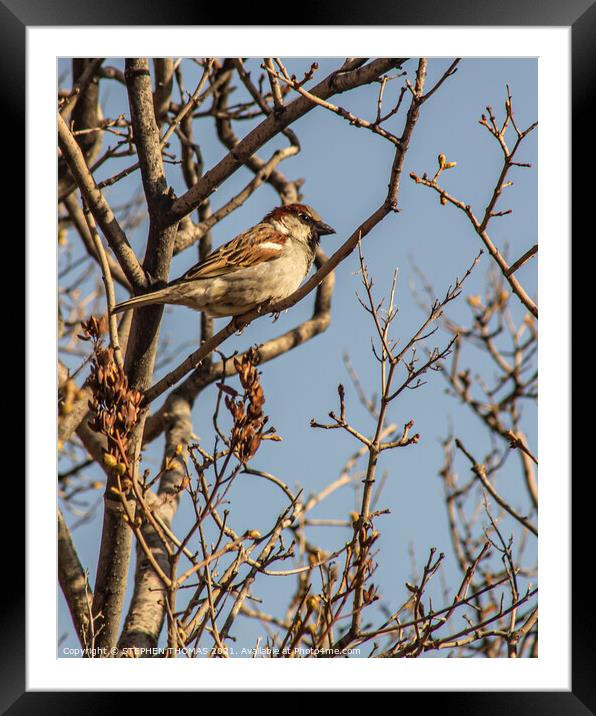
left=264, top=203, right=336, bottom=245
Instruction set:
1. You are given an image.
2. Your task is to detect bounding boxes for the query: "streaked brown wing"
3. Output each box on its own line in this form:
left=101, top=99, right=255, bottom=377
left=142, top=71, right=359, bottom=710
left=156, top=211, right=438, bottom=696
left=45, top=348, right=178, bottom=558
left=174, top=225, right=288, bottom=283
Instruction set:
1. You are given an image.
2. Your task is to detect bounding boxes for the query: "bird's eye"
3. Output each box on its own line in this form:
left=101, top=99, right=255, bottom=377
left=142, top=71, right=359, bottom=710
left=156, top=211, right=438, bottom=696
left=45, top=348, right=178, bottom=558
left=300, top=213, right=310, bottom=222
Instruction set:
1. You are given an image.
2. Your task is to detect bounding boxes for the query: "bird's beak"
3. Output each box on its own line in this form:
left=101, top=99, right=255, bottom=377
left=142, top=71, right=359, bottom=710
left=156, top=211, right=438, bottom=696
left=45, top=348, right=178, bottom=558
left=316, top=221, right=336, bottom=236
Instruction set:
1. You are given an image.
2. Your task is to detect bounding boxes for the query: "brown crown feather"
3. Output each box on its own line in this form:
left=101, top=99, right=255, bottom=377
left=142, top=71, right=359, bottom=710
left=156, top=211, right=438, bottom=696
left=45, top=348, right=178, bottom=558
left=263, top=203, right=319, bottom=223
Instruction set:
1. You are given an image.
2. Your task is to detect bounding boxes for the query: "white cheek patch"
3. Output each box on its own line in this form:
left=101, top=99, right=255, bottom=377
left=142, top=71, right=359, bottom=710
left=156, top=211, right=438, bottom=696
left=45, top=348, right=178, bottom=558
left=271, top=219, right=291, bottom=235
left=260, top=241, right=284, bottom=251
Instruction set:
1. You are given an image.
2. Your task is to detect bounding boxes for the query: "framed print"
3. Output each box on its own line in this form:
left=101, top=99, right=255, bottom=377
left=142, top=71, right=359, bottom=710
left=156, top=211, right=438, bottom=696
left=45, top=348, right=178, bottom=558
left=9, top=0, right=589, bottom=709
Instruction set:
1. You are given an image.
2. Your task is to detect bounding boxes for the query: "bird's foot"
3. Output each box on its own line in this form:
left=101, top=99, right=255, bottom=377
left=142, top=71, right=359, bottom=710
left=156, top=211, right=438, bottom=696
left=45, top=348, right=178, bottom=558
left=232, top=316, right=247, bottom=335
left=256, top=300, right=273, bottom=315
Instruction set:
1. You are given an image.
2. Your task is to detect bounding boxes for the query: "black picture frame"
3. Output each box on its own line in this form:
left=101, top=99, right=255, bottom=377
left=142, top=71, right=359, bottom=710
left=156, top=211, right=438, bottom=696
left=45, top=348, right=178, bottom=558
left=12, top=0, right=589, bottom=709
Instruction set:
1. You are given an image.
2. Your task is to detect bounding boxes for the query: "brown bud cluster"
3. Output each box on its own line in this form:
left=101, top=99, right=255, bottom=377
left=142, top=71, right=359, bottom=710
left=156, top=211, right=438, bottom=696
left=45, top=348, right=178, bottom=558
left=80, top=316, right=142, bottom=465
left=219, top=347, right=280, bottom=463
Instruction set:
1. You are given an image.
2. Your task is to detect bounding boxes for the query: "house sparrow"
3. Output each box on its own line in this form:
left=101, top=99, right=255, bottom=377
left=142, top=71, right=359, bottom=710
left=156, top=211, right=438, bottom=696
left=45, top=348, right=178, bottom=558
left=112, top=203, right=335, bottom=318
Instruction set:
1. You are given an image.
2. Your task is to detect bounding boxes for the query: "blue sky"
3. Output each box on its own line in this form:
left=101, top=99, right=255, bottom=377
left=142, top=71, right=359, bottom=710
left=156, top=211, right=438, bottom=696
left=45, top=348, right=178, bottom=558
left=58, top=57, right=537, bottom=656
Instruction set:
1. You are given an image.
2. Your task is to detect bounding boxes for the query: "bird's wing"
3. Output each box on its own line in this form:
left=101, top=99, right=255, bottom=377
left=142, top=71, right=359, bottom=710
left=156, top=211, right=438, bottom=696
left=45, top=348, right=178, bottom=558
left=174, top=224, right=289, bottom=282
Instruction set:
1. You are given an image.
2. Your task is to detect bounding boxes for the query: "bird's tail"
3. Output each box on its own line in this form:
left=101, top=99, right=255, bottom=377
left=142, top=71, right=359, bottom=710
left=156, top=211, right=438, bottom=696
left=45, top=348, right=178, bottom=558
left=112, top=286, right=176, bottom=314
